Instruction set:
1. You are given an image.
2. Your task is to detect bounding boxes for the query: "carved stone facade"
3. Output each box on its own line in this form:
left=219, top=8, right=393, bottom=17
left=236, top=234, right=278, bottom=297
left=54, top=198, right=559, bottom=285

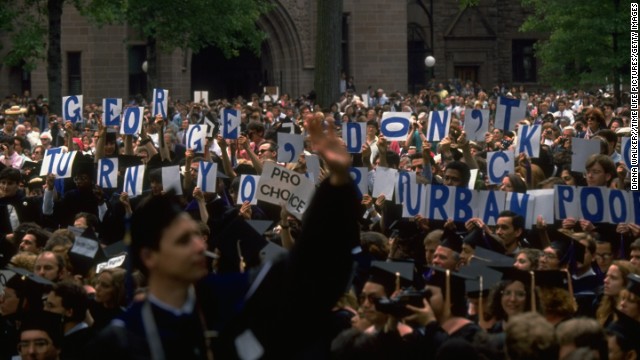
left=0, top=0, right=542, bottom=105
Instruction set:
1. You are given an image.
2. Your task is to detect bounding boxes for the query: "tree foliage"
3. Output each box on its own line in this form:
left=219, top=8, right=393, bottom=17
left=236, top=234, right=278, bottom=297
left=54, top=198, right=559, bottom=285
left=0, top=0, right=271, bottom=109
left=0, top=0, right=48, bottom=71
left=85, top=0, right=271, bottom=58
left=520, top=0, right=630, bottom=97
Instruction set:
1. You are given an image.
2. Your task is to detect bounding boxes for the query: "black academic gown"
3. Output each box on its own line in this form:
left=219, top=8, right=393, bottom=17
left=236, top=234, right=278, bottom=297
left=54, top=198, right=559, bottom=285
left=215, top=178, right=361, bottom=359
left=91, top=300, right=209, bottom=360
left=60, top=326, right=95, bottom=360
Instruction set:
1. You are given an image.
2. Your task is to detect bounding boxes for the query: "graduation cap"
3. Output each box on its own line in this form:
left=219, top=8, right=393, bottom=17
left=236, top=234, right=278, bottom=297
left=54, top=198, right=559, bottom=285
left=424, top=266, right=476, bottom=316
left=105, top=129, right=118, bottom=143
left=459, top=263, right=501, bottom=324
left=470, top=247, right=515, bottom=267
left=460, top=264, right=502, bottom=298
left=626, top=273, right=640, bottom=297
left=104, top=240, right=127, bottom=258
left=19, top=310, right=65, bottom=347
left=534, top=269, right=572, bottom=290
left=606, top=310, right=640, bottom=353
left=1, top=267, right=54, bottom=315
left=68, top=236, right=108, bottom=277
left=368, top=260, right=416, bottom=296
left=118, top=154, right=144, bottom=169
left=440, top=228, right=463, bottom=254
left=259, top=242, right=288, bottom=264
left=215, top=217, right=273, bottom=273
left=388, top=219, right=420, bottom=240
left=462, top=226, right=507, bottom=254
left=96, top=240, right=129, bottom=274
left=489, top=265, right=538, bottom=313
left=21, top=160, right=41, bottom=175
left=548, top=229, right=586, bottom=269
left=71, top=156, right=95, bottom=180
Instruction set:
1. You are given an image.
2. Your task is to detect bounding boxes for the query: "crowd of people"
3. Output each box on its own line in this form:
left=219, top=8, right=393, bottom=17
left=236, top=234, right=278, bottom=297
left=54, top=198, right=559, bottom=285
left=0, top=81, right=637, bottom=360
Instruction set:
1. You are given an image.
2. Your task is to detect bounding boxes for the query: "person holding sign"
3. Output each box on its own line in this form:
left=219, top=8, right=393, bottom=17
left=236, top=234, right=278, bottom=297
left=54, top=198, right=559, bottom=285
left=217, top=111, right=360, bottom=359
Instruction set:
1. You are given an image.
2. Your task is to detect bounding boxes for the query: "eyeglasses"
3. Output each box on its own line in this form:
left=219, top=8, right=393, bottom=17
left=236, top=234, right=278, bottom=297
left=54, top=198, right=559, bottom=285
left=595, top=253, right=612, bottom=259
left=189, top=167, right=198, bottom=173
left=542, top=251, right=558, bottom=259
left=561, top=176, right=573, bottom=182
left=501, top=290, right=526, bottom=299
left=17, top=339, right=51, bottom=353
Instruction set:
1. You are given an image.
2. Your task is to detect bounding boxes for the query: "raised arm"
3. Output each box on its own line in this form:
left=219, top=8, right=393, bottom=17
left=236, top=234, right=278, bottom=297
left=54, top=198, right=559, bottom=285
left=217, top=135, right=236, bottom=179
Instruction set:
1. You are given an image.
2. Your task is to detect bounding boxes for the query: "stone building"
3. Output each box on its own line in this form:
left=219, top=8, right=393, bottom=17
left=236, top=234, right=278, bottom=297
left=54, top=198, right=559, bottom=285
left=0, top=0, right=544, bottom=105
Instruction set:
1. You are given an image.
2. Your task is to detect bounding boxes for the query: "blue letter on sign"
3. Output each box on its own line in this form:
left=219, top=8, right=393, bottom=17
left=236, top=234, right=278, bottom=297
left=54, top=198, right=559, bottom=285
left=154, top=89, right=166, bottom=118
left=453, top=187, right=473, bottom=223
left=381, top=117, right=410, bottom=138
left=123, top=108, right=141, bottom=134
left=580, top=187, right=604, bottom=223
left=428, top=185, right=449, bottom=220
left=556, top=186, right=574, bottom=219
left=498, top=97, right=520, bottom=131
left=488, top=152, right=509, bottom=184
left=609, top=189, right=628, bottom=223
left=240, top=176, right=256, bottom=203
left=428, top=111, right=449, bottom=141
left=99, top=158, right=115, bottom=188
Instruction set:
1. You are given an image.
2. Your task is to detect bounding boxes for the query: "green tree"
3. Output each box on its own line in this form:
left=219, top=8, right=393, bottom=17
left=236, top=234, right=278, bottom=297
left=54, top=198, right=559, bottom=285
left=87, top=0, right=271, bottom=100
left=521, top=0, right=630, bottom=103
left=314, top=0, right=343, bottom=109
left=0, top=0, right=270, bottom=113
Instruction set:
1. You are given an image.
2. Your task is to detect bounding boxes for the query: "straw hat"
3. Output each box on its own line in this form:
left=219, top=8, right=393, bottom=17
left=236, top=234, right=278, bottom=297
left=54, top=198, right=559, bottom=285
left=5, top=105, right=27, bottom=115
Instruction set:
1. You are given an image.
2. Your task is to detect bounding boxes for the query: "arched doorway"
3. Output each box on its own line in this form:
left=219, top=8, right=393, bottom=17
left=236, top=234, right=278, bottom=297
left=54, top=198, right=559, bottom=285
left=191, top=45, right=269, bottom=100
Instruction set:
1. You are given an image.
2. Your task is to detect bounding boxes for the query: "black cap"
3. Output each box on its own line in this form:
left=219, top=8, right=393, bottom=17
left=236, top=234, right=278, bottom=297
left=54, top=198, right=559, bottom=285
left=259, top=242, right=288, bottom=264
left=68, top=236, right=107, bottom=277
left=118, top=154, right=144, bottom=169
left=72, top=156, right=95, bottom=180
left=368, top=260, right=416, bottom=296
left=440, top=228, right=463, bottom=254
left=21, top=160, right=41, bottom=174
left=533, top=270, right=571, bottom=290
left=463, top=226, right=507, bottom=254
left=471, top=247, right=515, bottom=267
left=1, top=267, right=54, bottom=315
left=548, top=229, right=585, bottom=268
left=215, top=217, right=271, bottom=273
left=424, top=266, right=476, bottom=311
left=626, top=273, right=640, bottom=297
left=104, top=240, right=127, bottom=258
left=388, top=219, right=420, bottom=240
left=105, top=129, right=118, bottom=143
left=489, top=265, right=534, bottom=287
left=459, top=263, right=502, bottom=298
left=606, top=310, right=640, bottom=353
left=19, top=310, right=64, bottom=347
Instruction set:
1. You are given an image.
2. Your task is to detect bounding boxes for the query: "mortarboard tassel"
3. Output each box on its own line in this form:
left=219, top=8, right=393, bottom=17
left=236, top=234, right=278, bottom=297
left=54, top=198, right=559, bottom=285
left=445, top=269, right=451, bottom=318
left=237, top=240, right=246, bottom=273
left=478, top=275, right=484, bottom=324
left=530, top=270, right=536, bottom=313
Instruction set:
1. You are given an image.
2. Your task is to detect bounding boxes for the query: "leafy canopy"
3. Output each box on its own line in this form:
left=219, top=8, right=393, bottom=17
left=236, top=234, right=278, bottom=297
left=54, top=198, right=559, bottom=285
left=520, top=0, right=630, bottom=88
left=84, top=0, right=272, bottom=57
